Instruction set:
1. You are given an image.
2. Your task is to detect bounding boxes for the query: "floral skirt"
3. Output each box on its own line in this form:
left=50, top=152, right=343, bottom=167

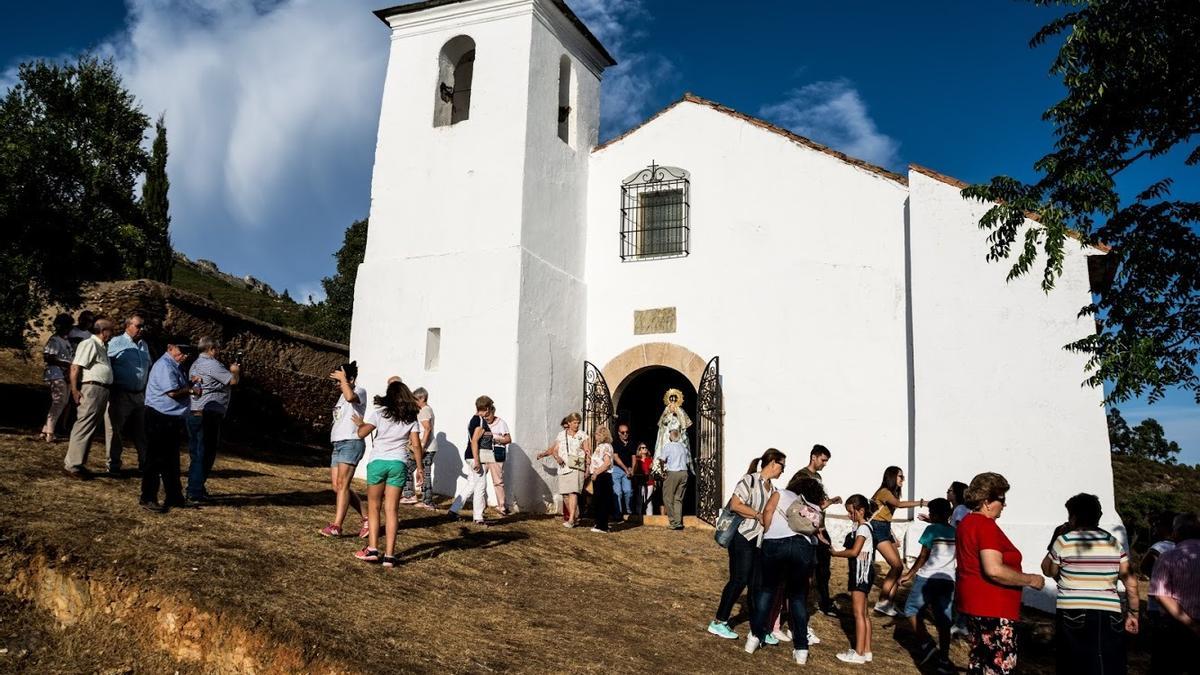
left=965, top=614, right=1018, bottom=675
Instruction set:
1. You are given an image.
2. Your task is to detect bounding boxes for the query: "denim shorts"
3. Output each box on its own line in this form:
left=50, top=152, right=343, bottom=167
left=331, top=438, right=366, bottom=467
left=870, top=520, right=893, bottom=548
left=902, top=575, right=954, bottom=623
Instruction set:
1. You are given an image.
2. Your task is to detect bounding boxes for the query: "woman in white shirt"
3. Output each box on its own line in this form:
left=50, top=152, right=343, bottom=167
left=537, top=412, right=590, bottom=528
left=749, top=484, right=820, bottom=663
left=320, top=362, right=368, bottom=538
left=352, top=379, right=423, bottom=568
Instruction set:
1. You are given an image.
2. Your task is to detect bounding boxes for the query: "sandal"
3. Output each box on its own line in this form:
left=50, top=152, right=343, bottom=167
left=381, top=555, right=398, bottom=568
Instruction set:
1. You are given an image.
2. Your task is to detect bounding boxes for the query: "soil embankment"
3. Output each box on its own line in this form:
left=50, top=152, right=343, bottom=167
left=0, top=431, right=1093, bottom=673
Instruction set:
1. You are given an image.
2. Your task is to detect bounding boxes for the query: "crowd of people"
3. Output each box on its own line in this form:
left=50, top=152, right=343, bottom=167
left=39, top=312, right=1197, bottom=672
left=707, top=445, right=1198, bottom=674
left=44, top=310, right=239, bottom=512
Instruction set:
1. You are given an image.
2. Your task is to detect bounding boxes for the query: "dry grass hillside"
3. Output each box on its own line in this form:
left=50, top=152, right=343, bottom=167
left=0, top=427, right=1144, bottom=674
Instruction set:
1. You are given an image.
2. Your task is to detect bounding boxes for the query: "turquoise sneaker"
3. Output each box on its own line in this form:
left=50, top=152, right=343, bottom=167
left=707, top=621, right=738, bottom=639
left=763, top=633, right=780, bottom=646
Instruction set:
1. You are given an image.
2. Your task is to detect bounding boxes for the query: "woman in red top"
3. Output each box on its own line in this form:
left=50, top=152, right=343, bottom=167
left=956, top=472, right=1045, bottom=675
left=631, top=443, right=656, bottom=515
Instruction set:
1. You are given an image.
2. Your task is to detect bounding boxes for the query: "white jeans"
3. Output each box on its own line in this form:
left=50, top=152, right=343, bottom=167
left=449, top=461, right=486, bottom=522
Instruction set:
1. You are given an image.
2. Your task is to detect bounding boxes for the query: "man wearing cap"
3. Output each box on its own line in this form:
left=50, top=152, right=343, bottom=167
left=141, top=339, right=198, bottom=511
left=63, top=318, right=115, bottom=478
left=105, top=312, right=152, bottom=477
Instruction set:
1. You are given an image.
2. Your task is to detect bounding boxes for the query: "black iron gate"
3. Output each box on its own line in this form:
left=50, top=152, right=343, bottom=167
left=582, top=361, right=614, bottom=457
left=695, top=356, right=723, bottom=525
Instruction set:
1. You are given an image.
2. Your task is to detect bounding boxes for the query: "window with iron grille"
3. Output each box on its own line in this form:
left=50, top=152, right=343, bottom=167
left=620, top=163, right=690, bottom=261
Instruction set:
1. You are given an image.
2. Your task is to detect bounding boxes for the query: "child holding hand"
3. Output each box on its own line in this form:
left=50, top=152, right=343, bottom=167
left=832, top=494, right=877, bottom=665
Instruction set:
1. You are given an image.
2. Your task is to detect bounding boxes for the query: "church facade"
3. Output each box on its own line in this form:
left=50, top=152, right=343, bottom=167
left=352, top=0, right=1116, bottom=599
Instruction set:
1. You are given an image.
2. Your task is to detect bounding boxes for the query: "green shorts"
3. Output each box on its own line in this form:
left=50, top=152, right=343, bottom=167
left=366, top=459, right=408, bottom=488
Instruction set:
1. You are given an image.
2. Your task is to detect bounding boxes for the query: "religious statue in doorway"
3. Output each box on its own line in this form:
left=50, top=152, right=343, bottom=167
left=654, top=388, right=692, bottom=456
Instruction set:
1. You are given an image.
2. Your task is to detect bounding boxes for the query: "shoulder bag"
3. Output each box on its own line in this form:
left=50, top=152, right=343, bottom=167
left=714, top=475, right=755, bottom=548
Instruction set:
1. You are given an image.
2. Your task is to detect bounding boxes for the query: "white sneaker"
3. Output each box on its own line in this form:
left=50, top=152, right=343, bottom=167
left=836, top=650, right=867, bottom=664
left=745, top=635, right=761, bottom=654
left=873, top=600, right=898, bottom=616
left=771, top=628, right=792, bottom=642
left=793, top=649, right=809, bottom=665
left=863, top=651, right=874, bottom=662
left=589, top=527, right=609, bottom=533
left=807, top=626, right=821, bottom=645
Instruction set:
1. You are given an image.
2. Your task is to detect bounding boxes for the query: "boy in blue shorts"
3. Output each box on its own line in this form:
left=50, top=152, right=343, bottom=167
left=901, top=498, right=956, bottom=673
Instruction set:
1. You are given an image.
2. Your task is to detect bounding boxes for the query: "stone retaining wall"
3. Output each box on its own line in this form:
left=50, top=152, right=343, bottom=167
left=38, top=280, right=348, bottom=444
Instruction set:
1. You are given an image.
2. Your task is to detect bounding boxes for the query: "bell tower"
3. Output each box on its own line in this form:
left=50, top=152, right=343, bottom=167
left=351, top=0, right=615, bottom=509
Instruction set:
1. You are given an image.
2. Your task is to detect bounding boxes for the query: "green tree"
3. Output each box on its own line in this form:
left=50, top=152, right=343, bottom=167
left=962, top=0, right=1200, bottom=404
left=1108, top=407, right=1182, bottom=463
left=0, top=56, right=150, bottom=345
left=306, top=217, right=368, bottom=344
left=141, top=113, right=173, bottom=282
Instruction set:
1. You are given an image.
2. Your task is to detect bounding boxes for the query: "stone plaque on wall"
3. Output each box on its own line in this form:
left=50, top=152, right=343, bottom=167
left=634, top=307, right=677, bottom=335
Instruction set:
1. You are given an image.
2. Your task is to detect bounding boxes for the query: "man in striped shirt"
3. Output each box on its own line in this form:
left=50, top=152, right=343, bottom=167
left=1041, top=493, right=1139, bottom=675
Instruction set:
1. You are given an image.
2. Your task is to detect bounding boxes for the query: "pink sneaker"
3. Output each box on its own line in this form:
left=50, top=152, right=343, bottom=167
left=358, top=522, right=371, bottom=538
left=415, top=502, right=437, bottom=511
left=399, top=496, right=419, bottom=505
left=318, top=523, right=342, bottom=538
left=353, top=547, right=380, bottom=563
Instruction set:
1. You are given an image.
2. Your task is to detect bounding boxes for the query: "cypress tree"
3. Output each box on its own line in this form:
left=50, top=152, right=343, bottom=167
left=142, top=113, right=173, bottom=282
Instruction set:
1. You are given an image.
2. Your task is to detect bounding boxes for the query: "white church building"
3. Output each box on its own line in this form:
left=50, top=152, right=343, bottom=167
left=350, top=0, right=1118, bottom=593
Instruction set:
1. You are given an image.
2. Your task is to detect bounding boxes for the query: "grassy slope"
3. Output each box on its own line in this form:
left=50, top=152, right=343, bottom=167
left=169, top=261, right=308, bottom=331
left=1112, top=453, right=1200, bottom=550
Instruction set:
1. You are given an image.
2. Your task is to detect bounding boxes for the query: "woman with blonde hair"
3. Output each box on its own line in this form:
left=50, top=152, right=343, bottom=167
left=588, top=425, right=614, bottom=533
left=537, top=412, right=589, bottom=528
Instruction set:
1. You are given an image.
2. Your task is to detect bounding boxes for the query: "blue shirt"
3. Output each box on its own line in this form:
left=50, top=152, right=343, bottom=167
left=189, top=354, right=234, bottom=414
left=658, top=440, right=691, bottom=472
left=107, top=333, right=151, bottom=392
left=146, top=354, right=189, bottom=417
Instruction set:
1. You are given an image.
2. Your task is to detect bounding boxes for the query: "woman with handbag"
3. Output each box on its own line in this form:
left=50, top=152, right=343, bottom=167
left=537, top=412, right=589, bottom=528
left=707, top=448, right=786, bottom=642
left=479, top=402, right=511, bottom=516
left=745, top=478, right=820, bottom=663
left=449, top=395, right=497, bottom=525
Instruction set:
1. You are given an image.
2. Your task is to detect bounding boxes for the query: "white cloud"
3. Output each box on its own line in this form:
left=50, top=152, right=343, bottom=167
left=566, top=0, right=674, bottom=139
left=101, top=0, right=386, bottom=228
left=759, top=79, right=901, bottom=169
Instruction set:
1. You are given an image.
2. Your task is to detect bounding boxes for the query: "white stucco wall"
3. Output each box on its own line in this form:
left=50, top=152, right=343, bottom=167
left=353, top=0, right=606, bottom=507
left=586, top=101, right=913, bottom=509
left=907, top=169, right=1116, bottom=609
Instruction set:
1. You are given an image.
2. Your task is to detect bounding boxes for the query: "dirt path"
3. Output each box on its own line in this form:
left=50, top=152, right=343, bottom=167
left=0, top=430, right=1080, bottom=673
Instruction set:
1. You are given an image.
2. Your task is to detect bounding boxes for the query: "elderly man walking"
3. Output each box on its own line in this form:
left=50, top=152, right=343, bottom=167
left=657, top=428, right=692, bottom=530
left=105, top=312, right=151, bottom=477
left=63, top=318, right=115, bottom=478
left=141, top=338, right=196, bottom=512
left=185, top=337, right=240, bottom=501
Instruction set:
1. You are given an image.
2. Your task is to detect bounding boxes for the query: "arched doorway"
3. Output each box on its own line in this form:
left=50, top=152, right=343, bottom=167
left=615, top=366, right=700, bottom=515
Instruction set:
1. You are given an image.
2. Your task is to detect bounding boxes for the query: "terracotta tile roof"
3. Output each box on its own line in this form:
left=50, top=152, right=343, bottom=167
left=373, top=0, right=616, bottom=67
left=593, top=93, right=909, bottom=186
left=909, top=164, right=1110, bottom=253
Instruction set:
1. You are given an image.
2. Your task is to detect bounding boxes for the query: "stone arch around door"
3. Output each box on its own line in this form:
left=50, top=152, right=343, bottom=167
left=603, top=342, right=708, bottom=405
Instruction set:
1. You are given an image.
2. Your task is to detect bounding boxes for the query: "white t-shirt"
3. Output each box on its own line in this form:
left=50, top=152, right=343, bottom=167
left=365, top=406, right=420, bottom=461
left=330, top=386, right=368, bottom=443
left=487, top=417, right=510, bottom=443
left=851, top=523, right=875, bottom=586
left=418, top=405, right=436, bottom=452
left=916, top=522, right=958, bottom=580
left=951, top=504, right=970, bottom=527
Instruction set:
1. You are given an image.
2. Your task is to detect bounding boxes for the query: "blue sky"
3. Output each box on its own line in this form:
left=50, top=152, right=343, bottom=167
left=3, top=0, right=1196, bottom=463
